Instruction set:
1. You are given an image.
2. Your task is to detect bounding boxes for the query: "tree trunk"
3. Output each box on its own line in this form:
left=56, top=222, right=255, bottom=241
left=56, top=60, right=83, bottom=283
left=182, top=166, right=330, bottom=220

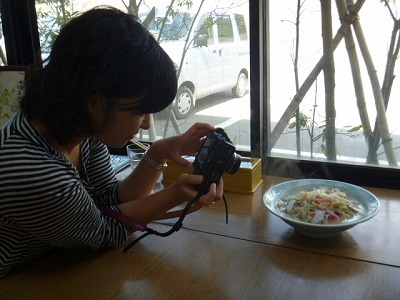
left=294, top=0, right=301, bottom=157
left=321, top=0, right=336, bottom=161
left=352, top=14, right=398, bottom=166
left=336, top=0, right=374, bottom=150
left=367, top=3, right=400, bottom=164
left=270, top=0, right=366, bottom=148
left=124, top=0, right=141, bottom=16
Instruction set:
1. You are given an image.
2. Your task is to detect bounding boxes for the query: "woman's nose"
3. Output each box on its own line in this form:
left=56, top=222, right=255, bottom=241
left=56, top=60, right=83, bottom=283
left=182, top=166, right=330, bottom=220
left=140, top=114, right=151, bottom=130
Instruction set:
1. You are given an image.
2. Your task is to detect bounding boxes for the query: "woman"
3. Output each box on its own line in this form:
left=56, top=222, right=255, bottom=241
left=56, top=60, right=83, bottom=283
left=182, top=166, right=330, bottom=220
left=0, top=6, right=223, bottom=278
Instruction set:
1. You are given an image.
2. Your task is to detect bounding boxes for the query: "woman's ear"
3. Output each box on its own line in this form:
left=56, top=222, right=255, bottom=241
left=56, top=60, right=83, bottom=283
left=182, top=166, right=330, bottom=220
left=87, top=93, right=103, bottom=110
left=87, top=93, right=108, bottom=126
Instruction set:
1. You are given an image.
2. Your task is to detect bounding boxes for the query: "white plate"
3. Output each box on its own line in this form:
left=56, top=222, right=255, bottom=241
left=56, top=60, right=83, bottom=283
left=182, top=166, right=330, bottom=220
left=263, top=179, right=380, bottom=238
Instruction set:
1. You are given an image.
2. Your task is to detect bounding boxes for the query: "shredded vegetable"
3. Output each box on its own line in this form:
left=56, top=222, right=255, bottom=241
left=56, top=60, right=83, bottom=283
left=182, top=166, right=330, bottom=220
left=276, top=187, right=364, bottom=224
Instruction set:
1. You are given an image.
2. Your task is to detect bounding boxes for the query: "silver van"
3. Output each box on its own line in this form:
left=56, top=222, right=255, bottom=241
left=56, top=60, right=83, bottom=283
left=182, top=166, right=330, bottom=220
left=141, top=8, right=250, bottom=119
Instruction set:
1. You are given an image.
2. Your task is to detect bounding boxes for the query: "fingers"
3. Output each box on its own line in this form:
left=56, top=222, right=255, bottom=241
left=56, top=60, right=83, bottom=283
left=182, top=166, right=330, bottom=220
left=197, top=182, right=224, bottom=206
left=190, top=122, right=216, bottom=133
left=156, top=123, right=214, bottom=165
left=197, top=183, right=216, bottom=206
left=173, top=155, right=194, bottom=168
left=216, top=178, right=224, bottom=198
left=184, top=123, right=215, bottom=141
left=175, top=174, right=203, bottom=194
left=175, top=174, right=223, bottom=206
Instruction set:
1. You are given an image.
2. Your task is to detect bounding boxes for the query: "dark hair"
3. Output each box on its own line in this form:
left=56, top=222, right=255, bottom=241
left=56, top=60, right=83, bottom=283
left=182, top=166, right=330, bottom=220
left=20, top=6, right=177, bottom=144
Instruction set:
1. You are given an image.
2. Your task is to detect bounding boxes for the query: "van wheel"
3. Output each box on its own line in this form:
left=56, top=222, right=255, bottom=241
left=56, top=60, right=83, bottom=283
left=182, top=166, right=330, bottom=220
left=232, top=72, right=247, bottom=98
left=174, top=86, right=194, bottom=119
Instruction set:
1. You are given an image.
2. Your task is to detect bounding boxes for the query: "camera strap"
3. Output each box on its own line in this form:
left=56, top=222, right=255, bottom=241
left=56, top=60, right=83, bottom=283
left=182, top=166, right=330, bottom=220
left=98, top=200, right=202, bottom=233
left=121, top=191, right=229, bottom=253
left=99, top=186, right=229, bottom=253
left=121, top=191, right=204, bottom=252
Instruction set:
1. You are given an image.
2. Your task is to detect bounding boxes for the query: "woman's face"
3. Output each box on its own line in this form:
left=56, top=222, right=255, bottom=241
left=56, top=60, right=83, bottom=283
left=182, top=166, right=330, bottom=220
left=89, top=96, right=151, bottom=148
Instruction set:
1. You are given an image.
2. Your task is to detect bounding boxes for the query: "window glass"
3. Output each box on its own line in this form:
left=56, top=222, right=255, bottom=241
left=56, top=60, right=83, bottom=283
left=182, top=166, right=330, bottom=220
left=196, top=15, right=214, bottom=46
left=235, top=14, right=248, bottom=41
left=217, top=15, right=234, bottom=43
left=267, top=1, right=400, bottom=169
left=35, top=0, right=250, bottom=152
left=139, top=12, right=193, bottom=40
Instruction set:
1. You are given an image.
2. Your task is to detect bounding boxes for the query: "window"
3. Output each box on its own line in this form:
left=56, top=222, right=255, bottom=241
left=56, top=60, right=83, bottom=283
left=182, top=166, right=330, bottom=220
left=217, top=15, right=234, bottom=43
left=257, top=1, right=400, bottom=187
left=235, top=14, right=248, bottom=41
left=2, top=0, right=398, bottom=189
left=196, top=15, right=214, bottom=46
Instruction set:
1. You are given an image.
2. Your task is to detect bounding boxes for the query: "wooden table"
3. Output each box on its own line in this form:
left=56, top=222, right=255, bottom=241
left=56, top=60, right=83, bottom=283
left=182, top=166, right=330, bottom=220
left=1, top=176, right=400, bottom=299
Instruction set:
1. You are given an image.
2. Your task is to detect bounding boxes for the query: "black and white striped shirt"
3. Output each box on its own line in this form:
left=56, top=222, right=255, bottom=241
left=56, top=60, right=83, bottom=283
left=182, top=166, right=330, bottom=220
left=0, top=112, right=133, bottom=278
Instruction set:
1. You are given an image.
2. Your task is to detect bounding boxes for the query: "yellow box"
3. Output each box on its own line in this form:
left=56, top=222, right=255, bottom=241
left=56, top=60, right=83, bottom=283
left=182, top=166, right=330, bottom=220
left=162, top=157, right=263, bottom=194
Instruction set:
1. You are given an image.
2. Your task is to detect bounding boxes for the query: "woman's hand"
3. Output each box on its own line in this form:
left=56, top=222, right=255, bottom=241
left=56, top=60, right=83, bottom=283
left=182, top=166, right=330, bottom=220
left=118, top=173, right=224, bottom=227
left=172, top=173, right=224, bottom=206
left=147, top=123, right=215, bottom=168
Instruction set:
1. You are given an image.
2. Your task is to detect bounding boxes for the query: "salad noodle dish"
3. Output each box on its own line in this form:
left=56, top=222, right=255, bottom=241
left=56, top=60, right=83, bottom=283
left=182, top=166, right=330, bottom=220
left=276, top=187, right=365, bottom=224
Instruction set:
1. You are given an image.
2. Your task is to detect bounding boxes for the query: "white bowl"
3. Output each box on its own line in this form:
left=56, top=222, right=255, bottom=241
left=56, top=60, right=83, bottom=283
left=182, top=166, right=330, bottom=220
left=263, top=179, right=380, bottom=238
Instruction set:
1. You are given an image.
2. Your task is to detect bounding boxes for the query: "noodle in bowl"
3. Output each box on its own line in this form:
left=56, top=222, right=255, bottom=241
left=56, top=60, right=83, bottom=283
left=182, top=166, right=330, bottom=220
left=263, top=179, right=380, bottom=238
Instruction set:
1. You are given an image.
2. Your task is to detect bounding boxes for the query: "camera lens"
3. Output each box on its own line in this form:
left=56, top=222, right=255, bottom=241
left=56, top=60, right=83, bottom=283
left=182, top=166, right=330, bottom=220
left=225, top=152, right=241, bottom=174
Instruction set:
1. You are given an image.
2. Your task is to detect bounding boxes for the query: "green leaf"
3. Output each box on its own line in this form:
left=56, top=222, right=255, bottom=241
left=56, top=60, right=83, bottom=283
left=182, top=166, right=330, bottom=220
left=312, top=133, right=324, bottom=142
left=321, top=144, right=327, bottom=157
left=347, top=125, right=363, bottom=133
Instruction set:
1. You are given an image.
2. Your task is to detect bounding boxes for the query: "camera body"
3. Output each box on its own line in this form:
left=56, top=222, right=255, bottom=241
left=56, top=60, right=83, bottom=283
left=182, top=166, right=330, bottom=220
left=193, top=128, right=241, bottom=194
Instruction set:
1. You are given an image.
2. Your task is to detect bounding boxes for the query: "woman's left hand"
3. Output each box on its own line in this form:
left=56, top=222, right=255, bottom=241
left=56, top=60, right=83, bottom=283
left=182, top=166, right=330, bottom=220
left=149, top=122, right=215, bottom=168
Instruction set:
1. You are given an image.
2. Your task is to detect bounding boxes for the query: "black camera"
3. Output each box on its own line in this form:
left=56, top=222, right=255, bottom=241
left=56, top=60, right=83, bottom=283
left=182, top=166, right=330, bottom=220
left=193, top=128, right=241, bottom=194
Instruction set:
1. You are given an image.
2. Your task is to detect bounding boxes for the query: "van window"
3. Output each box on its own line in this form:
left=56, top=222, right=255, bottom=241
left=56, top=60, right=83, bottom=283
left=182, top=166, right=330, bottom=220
left=217, top=15, right=234, bottom=43
left=234, top=14, right=248, bottom=41
left=197, top=18, right=214, bottom=45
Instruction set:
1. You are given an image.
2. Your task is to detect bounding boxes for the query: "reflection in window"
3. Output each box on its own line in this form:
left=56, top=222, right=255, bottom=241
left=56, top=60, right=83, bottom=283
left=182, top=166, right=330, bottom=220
left=34, top=1, right=250, bottom=152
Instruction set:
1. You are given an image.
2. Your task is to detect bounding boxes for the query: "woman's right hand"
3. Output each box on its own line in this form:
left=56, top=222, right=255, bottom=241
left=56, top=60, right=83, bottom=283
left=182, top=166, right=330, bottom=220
left=118, top=172, right=223, bottom=225
left=172, top=173, right=223, bottom=206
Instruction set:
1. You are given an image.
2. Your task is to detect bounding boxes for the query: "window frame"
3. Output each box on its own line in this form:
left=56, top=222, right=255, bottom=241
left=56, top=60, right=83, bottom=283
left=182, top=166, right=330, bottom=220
left=0, top=0, right=41, bottom=65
